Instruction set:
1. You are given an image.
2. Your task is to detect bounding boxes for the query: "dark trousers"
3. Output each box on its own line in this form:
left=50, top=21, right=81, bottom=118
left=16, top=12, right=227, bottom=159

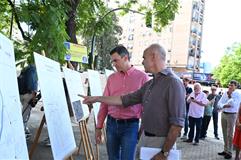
left=200, top=115, right=211, bottom=138
left=188, top=116, right=202, bottom=143
left=106, top=116, right=139, bottom=160
left=213, top=111, right=219, bottom=137
left=184, top=106, right=189, bottom=135
left=184, top=114, right=189, bottom=135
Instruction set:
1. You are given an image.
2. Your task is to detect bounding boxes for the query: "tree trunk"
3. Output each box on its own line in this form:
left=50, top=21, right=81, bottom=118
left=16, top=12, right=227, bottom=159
left=65, top=0, right=80, bottom=44
left=65, top=0, right=80, bottom=69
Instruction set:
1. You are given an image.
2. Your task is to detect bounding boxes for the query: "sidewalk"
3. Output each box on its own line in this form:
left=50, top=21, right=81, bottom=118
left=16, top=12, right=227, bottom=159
left=27, top=104, right=234, bottom=160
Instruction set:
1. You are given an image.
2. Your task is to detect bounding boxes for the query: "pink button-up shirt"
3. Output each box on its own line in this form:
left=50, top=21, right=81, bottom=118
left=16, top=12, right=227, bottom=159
left=96, top=67, right=149, bottom=128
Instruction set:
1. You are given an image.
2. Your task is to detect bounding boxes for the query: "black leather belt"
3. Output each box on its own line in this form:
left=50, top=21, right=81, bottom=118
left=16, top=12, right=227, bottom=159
left=223, top=112, right=237, bottom=114
left=144, top=131, right=156, bottom=137
left=108, top=115, right=139, bottom=124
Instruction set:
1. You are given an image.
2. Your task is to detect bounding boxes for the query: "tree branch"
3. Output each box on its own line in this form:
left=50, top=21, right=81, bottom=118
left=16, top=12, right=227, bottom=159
left=7, top=0, right=31, bottom=41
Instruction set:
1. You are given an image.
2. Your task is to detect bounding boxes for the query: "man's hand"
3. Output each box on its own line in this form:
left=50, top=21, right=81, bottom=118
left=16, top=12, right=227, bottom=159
left=78, top=95, right=99, bottom=105
left=192, top=99, right=200, bottom=105
left=217, top=108, right=223, bottom=112
left=78, top=94, right=123, bottom=106
left=223, top=104, right=231, bottom=108
left=151, top=152, right=167, bottom=160
left=95, top=128, right=103, bottom=144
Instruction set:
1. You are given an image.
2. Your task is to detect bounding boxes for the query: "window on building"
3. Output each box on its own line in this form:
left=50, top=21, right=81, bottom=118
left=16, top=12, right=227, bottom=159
left=128, top=34, right=134, bottom=40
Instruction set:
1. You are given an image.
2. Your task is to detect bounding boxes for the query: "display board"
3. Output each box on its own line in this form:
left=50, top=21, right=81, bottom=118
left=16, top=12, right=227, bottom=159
left=34, top=53, right=76, bottom=160
left=0, top=33, right=29, bottom=159
left=87, top=69, right=103, bottom=120
left=105, top=69, right=114, bottom=79
left=63, top=67, right=90, bottom=122
left=140, top=147, right=180, bottom=160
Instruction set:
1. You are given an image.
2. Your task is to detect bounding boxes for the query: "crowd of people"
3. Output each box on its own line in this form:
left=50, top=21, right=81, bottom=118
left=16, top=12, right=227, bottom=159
left=81, top=44, right=241, bottom=160
left=19, top=43, right=241, bottom=160
left=181, top=78, right=241, bottom=160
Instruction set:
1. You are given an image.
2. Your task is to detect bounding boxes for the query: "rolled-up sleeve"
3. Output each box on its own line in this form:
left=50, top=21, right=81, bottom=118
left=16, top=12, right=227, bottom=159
left=168, top=79, right=186, bottom=127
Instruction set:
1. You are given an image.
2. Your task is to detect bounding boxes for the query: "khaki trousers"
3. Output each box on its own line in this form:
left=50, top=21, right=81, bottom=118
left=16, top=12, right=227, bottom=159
left=221, top=112, right=237, bottom=155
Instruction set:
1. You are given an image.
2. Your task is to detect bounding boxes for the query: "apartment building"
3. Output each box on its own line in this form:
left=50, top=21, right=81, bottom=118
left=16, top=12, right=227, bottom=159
left=111, top=0, right=205, bottom=72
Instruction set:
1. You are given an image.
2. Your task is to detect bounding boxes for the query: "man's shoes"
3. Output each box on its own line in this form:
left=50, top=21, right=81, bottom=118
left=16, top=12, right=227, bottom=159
left=181, top=135, right=187, bottom=140
left=25, top=134, right=31, bottom=142
left=224, top=154, right=232, bottom=159
left=193, top=142, right=199, bottom=145
left=25, top=127, right=31, bottom=135
left=42, top=137, right=51, bottom=147
left=218, top=151, right=227, bottom=156
left=215, top=136, right=220, bottom=140
left=200, top=137, right=205, bottom=140
left=183, top=139, right=192, bottom=143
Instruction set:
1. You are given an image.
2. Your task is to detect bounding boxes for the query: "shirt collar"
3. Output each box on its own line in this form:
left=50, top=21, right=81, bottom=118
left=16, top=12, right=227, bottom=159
left=154, top=68, right=172, bottom=78
left=120, top=65, right=135, bottom=76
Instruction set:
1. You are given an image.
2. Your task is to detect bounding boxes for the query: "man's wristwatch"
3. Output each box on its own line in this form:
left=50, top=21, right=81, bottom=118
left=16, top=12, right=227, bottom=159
left=161, top=150, right=169, bottom=157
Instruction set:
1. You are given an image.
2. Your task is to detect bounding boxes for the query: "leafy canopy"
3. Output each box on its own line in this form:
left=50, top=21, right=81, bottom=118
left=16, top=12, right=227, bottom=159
left=213, top=43, right=241, bottom=87
left=1, top=0, right=180, bottom=65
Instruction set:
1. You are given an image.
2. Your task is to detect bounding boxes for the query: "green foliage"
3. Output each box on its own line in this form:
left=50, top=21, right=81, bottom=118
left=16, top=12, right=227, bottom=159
left=77, top=0, right=119, bottom=38
left=0, top=1, right=11, bottom=35
left=95, top=14, right=122, bottom=70
left=82, top=13, right=122, bottom=71
left=145, top=11, right=152, bottom=28
left=152, top=0, right=179, bottom=31
left=18, top=0, right=68, bottom=64
left=213, top=43, right=241, bottom=87
left=119, top=0, right=179, bottom=32
left=1, top=0, right=180, bottom=67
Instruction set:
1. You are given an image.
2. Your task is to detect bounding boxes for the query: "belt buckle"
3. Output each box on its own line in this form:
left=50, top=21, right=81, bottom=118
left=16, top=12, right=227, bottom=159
left=116, top=118, right=124, bottom=123
left=115, top=118, right=120, bottom=123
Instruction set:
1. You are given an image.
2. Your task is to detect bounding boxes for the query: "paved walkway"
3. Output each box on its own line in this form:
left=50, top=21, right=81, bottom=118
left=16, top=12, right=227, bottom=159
left=27, top=104, right=235, bottom=160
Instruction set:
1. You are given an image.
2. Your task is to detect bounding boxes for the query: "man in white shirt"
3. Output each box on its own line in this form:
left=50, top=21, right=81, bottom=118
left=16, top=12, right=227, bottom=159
left=184, top=83, right=209, bottom=145
left=217, top=80, right=241, bottom=159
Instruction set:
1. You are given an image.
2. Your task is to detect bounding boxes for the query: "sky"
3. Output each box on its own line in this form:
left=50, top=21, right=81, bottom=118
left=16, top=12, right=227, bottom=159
left=202, top=0, right=241, bottom=68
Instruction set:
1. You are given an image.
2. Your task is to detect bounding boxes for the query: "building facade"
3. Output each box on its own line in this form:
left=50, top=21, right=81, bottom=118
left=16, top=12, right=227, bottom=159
left=111, top=0, right=205, bottom=72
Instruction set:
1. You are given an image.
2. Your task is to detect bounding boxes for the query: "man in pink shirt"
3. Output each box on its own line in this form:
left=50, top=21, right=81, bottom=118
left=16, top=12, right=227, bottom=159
left=96, top=45, right=149, bottom=160
left=184, top=83, right=209, bottom=145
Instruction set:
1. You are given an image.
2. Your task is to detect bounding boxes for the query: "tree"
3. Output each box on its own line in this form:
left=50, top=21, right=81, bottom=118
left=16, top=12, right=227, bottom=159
left=2, top=0, right=179, bottom=66
left=0, top=1, right=11, bottom=35
left=213, top=43, right=241, bottom=87
left=95, top=15, right=122, bottom=70
left=82, top=13, right=122, bottom=70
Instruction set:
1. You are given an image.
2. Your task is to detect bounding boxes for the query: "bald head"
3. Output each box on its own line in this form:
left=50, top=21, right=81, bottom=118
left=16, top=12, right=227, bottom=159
left=144, top=44, right=166, bottom=61
left=193, top=83, right=202, bottom=93
left=142, top=44, right=167, bottom=73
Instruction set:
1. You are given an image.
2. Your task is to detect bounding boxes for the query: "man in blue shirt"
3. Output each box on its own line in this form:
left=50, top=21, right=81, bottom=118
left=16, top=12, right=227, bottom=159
left=19, top=60, right=38, bottom=141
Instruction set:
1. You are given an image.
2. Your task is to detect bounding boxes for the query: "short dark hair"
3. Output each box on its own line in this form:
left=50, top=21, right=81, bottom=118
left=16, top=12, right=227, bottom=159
left=203, top=90, right=209, bottom=94
left=110, top=45, right=130, bottom=60
left=229, top=80, right=238, bottom=86
left=183, top=77, right=191, bottom=82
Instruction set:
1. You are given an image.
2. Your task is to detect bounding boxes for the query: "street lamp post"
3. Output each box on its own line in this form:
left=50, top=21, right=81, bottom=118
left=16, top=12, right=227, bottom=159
left=88, top=7, right=145, bottom=69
